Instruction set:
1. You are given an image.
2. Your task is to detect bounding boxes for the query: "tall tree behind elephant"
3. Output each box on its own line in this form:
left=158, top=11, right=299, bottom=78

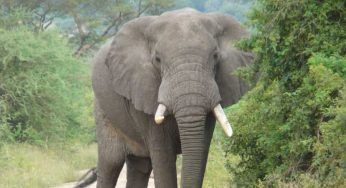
left=80, top=8, right=253, bottom=188
left=0, top=0, right=175, bottom=56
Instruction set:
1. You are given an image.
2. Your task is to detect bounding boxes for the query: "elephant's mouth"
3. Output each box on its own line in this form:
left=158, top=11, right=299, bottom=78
left=154, top=103, right=233, bottom=137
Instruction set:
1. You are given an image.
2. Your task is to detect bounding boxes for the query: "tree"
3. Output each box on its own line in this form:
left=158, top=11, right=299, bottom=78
left=224, top=0, right=346, bottom=187
left=0, top=27, right=93, bottom=144
left=0, top=0, right=65, bottom=31
left=174, top=0, right=253, bottom=22
left=205, top=0, right=253, bottom=22
left=66, top=0, right=175, bottom=56
left=0, top=0, right=175, bottom=56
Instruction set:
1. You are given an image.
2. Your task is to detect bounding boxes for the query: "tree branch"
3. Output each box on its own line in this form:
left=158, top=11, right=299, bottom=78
left=137, top=2, right=151, bottom=17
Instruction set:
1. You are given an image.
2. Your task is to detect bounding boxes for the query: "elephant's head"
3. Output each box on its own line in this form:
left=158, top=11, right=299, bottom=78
left=106, top=8, right=253, bottom=187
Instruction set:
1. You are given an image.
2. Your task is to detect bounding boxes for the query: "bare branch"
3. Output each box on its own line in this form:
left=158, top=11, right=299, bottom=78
left=136, top=0, right=151, bottom=18
left=43, top=18, right=54, bottom=29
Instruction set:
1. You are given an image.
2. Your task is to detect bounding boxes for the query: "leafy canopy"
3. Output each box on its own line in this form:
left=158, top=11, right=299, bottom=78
left=0, top=26, right=93, bottom=145
left=224, top=0, right=346, bottom=187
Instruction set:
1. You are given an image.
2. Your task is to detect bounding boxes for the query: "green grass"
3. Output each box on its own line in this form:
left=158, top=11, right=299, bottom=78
left=0, top=143, right=97, bottom=188
left=203, top=138, right=231, bottom=188
left=0, top=127, right=231, bottom=188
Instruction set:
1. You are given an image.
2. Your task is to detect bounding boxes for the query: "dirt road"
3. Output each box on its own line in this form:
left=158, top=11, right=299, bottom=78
left=56, top=165, right=155, bottom=188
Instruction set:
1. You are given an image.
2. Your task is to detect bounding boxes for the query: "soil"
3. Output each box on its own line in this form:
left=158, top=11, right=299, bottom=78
left=55, top=165, right=155, bottom=188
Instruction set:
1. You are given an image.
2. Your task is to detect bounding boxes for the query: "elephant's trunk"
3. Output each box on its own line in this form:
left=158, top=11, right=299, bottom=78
left=157, top=57, right=222, bottom=187
left=173, top=79, right=215, bottom=187
left=160, top=70, right=210, bottom=187
left=175, top=104, right=208, bottom=188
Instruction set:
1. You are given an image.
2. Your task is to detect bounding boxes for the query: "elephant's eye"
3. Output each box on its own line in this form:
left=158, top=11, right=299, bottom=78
left=213, top=53, right=218, bottom=60
left=213, top=51, right=220, bottom=62
left=152, top=52, right=161, bottom=69
left=154, top=52, right=161, bottom=64
left=155, top=55, right=161, bottom=64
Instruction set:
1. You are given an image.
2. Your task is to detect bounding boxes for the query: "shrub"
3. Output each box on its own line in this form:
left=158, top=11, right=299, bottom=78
left=224, top=0, right=346, bottom=187
left=0, top=27, right=94, bottom=146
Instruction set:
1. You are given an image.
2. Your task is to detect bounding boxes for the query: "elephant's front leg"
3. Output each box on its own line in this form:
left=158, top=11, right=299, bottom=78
left=149, top=123, right=178, bottom=188
left=150, top=149, right=177, bottom=188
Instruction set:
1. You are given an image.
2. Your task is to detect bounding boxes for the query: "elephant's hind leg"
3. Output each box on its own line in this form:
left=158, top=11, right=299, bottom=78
left=95, top=102, right=126, bottom=188
left=125, top=155, right=152, bottom=188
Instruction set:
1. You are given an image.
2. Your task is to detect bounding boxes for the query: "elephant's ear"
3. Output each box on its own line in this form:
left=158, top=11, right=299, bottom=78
left=106, top=16, right=159, bottom=114
left=209, top=13, right=254, bottom=107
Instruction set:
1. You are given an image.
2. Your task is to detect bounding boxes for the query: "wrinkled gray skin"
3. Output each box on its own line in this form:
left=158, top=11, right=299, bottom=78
left=91, top=8, right=253, bottom=188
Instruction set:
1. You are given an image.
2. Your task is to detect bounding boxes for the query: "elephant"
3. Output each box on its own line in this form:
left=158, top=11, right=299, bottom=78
left=87, top=8, right=253, bottom=188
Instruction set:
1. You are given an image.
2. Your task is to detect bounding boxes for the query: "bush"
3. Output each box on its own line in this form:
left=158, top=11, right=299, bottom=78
left=224, top=0, right=346, bottom=187
left=0, top=27, right=94, bottom=146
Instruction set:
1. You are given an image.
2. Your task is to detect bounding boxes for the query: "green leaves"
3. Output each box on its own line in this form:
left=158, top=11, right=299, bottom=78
left=224, top=0, right=346, bottom=187
left=308, top=53, right=346, bottom=79
left=0, top=27, right=93, bottom=145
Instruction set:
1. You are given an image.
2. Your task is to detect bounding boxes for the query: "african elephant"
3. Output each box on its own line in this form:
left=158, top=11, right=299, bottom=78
left=91, top=8, right=253, bottom=188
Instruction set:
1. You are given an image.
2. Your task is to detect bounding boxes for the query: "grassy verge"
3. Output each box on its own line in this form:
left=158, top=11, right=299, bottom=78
left=203, top=137, right=231, bottom=187
left=0, top=127, right=231, bottom=188
left=0, top=143, right=97, bottom=188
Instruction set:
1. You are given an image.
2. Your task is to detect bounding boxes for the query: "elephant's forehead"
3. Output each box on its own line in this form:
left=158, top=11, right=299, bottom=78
left=149, top=9, right=219, bottom=38
left=151, top=10, right=216, bottom=32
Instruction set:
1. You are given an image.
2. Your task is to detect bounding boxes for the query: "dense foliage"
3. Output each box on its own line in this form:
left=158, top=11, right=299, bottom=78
left=0, top=26, right=94, bottom=145
left=225, top=0, right=346, bottom=186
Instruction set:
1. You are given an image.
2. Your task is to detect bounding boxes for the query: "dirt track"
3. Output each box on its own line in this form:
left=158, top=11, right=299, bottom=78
left=56, top=165, right=155, bottom=188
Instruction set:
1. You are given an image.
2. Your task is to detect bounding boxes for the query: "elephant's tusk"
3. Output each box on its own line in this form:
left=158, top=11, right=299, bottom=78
left=155, top=104, right=167, bottom=124
left=213, top=104, right=233, bottom=137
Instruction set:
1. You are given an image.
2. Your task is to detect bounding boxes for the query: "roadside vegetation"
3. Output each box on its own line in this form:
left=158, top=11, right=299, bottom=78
left=0, top=23, right=96, bottom=187
left=0, top=143, right=97, bottom=188
left=224, top=0, right=346, bottom=187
